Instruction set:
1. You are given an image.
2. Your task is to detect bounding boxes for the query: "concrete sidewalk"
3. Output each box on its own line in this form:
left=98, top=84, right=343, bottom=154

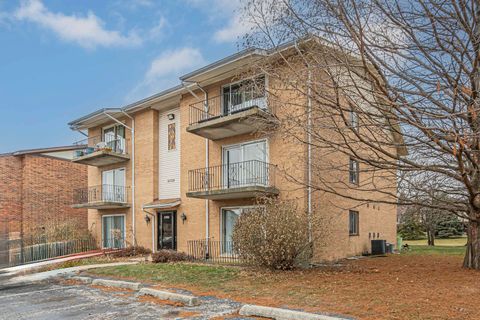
left=0, top=262, right=138, bottom=289
left=0, top=250, right=105, bottom=278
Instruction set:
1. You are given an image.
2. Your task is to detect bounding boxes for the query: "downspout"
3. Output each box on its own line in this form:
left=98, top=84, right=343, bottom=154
left=182, top=80, right=209, bottom=256
left=307, top=69, right=312, bottom=243
left=104, top=110, right=135, bottom=246
left=294, top=41, right=313, bottom=243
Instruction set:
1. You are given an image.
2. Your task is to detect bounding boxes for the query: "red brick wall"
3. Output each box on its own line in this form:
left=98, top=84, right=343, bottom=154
left=0, top=154, right=88, bottom=241
left=0, top=155, right=23, bottom=239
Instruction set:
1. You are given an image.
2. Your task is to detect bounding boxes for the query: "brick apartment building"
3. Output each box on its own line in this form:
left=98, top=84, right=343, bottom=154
left=0, top=146, right=88, bottom=245
left=68, top=39, right=405, bottom=261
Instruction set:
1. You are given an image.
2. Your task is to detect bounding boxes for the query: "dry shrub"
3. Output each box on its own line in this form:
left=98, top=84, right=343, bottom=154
left=112, top=246, right=152, bottom=258
left=232, top=197, right=313, bottom=270
left=152, top=250, right=192, bottom=263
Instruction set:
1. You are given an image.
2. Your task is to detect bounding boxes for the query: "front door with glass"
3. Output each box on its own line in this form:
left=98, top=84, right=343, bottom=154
left=158, top=211, right=177, bottom=250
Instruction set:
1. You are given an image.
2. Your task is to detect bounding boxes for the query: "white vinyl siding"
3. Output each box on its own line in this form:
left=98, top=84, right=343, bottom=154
left=158, top=107, right=181, bottom=199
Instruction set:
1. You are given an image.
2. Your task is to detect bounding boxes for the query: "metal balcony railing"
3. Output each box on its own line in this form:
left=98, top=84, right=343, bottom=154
left=73, top=134, right=128, bottom=159
left=73, top=184, right=129, bottom=204
left=188, top=160, right=276, bottom=193
left=189, top=92, right=268, bottom=125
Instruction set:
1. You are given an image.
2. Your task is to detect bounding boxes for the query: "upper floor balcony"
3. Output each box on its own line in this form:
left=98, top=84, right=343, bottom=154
left=187, top=160, right=279, bottom=200
left=72, top=184, right=130, bottom=209
left=72, top=134, right=130, bottom=167
left=187, top=92, right=275, bottom=140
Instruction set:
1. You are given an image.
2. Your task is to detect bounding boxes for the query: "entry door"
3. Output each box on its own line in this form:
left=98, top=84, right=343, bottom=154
left=158, top=211, right=177, bottom=250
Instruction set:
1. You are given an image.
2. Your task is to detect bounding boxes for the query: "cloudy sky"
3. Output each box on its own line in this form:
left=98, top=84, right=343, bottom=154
left=0, top=0, right=247, bottom=152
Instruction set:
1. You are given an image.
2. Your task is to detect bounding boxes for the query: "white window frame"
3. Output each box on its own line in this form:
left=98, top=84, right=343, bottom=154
left=101, top=214, right=126, bottom=249
left=101, top=167, right=126, bottom=202
left=221, top=138, right=269, bottom=165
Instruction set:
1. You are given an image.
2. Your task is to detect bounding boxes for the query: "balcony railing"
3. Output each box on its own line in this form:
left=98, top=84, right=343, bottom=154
left=73, top=135, right=128, bottom=159
left=188, top=160, right=277, bottom=193
left=73, top=184, right=129, bottom=205
left=189, top=92, right=268, bottom=126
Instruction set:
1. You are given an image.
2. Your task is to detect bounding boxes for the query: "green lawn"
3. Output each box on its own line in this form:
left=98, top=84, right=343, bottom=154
left=404, top=237, right=467, bottom=246
left=403, top=245, right=466, bottom=255
left=86, top=263, right=239, bottom=289
left=401, top=237, right=466, bottom=256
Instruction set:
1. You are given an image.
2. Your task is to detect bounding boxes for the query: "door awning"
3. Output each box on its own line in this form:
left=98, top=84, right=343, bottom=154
left=142, top=198, right=181, bottom=210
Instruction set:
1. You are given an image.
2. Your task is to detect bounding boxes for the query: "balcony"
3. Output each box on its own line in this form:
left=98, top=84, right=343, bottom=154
left=72, top=184, right=130, bottom=209
left=187, top=160, right=279, bottom=200
left=72, top=135, right=130, bottom=167
left=187, top=93, right=275, bottom=140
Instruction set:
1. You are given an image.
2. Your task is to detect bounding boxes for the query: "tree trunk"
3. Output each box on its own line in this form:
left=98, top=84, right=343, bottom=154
left=463, top=219, right=480, bottom=269
left=427, top=230, right=435, bottom=246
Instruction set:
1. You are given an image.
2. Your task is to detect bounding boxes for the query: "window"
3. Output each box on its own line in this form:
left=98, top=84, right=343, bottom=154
left=168, top=123, right=176, bottom=150
left=349, top=210, right=359, bottom=236
left=222, top=75, right=266, bottom=114
left=349, top=108, right=359, bottom=131
left=349, top=158, right=359, bottom=184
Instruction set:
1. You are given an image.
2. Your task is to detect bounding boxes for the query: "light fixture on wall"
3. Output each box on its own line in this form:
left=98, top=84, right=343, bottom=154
left=181, top=212, right=187, bottom=224
left=167, top=113, right=175, bottom=120
left=144, top=215, right=151, bottom=224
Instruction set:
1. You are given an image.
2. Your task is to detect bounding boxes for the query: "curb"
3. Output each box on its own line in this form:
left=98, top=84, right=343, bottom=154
left=239, top=304, right=349, bottom=320
left=137, top=288, right=200, bottom=307
left=70, top=276, right=93, bottom=284
left=91, top=279, right=142, bottom=291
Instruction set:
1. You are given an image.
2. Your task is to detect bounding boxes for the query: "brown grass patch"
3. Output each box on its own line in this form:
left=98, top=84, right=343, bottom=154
left=137, top=295, right=184, bottom=307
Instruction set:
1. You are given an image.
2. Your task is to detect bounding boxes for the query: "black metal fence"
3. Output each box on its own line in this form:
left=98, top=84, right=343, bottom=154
left=0, top=237, right=97, bottom=268
left=73, top=184, right=129, bottom=204
left=73, top=134, right=128, bottom=159
left=187, top=239, right=244, bottom=264
left=188, top=160, right=276, bottom=193
left=189, top=92, right=268, bottom=125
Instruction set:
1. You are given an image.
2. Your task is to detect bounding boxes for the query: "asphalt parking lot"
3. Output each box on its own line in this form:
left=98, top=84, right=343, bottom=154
left=0, top=280, right=253, bottom=319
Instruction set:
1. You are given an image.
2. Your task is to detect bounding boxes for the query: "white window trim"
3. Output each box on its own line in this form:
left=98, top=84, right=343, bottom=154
left=101, top=214, right=126, bottom=249
left=221, top=138, right=269, bottom=165
left=101, top=167, right=126, bottom=186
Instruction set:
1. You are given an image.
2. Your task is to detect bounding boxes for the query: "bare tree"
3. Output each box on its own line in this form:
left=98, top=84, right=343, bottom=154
left=240, top=0, right=480, bottom=268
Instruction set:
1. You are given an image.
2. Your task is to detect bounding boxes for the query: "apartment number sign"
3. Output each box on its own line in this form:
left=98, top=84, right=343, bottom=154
left=168, top=123, right=176, bottom=150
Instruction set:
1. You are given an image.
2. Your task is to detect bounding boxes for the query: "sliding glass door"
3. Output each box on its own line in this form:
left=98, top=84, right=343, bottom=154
left=103, top=125, right=126, bottom=153
left=102, top=215, right=125, bottom=249
left=222, top=76, right=266, bottom=114
left=102, top=168, right=126, bottom=202
left=223, top=140, right=268, bottom=188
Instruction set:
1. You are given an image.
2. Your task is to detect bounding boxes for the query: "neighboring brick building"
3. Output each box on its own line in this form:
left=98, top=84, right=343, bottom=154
left=0, top=146, right=88, bottom=243
left=68, top=39, right=405, bottom=261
